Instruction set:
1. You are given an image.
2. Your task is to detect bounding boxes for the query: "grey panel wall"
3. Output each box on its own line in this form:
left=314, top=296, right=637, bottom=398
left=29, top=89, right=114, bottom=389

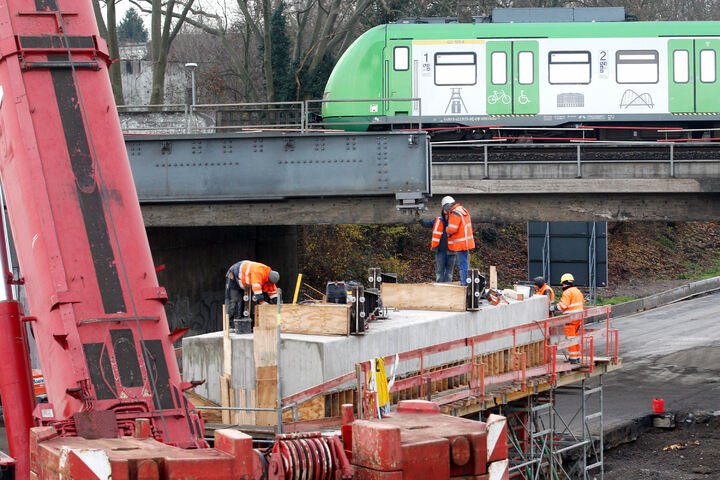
left=527, top=222, right=608, bottom=287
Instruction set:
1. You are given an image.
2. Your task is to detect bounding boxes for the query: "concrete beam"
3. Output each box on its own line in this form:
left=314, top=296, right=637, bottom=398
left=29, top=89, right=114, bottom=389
left=432, top=178, right=712, bottom=194
left=141, top=192, right=720, bottom=225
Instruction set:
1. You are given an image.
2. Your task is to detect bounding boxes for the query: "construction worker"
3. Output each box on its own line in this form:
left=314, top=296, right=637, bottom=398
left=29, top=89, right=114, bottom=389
left=551, top=273, right=584, bottom=364
left=442, top=196, right=475, bottom=286
left=534, top=276, right=555, bottom=301
left=419, top=209, right=456, bottom=282
left=225, top=260, right=279, bottom=321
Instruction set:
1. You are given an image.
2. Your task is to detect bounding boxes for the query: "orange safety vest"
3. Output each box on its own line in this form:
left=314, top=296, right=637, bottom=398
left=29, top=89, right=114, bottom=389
left=430, top=216, right=444, bottom=250
left=557, top=286, right=584, bottom=313
left=446, top=204, right=475, bottom=252
left=537, top=284, right=555, bottom=302
left=239, top=261, right=278, bottom=300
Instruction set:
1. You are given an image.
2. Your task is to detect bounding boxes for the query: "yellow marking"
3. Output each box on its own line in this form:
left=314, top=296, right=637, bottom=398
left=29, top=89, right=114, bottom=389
left=413, top=39, right=486, bottom=45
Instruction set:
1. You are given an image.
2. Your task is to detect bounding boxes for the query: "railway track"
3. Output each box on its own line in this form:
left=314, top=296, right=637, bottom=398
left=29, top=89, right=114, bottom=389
left=431, top=144, right=720, bottom=164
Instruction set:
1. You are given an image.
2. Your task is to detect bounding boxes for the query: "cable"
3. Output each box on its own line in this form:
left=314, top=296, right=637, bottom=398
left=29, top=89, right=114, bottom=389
left=54, top=4, right=172, bottom=442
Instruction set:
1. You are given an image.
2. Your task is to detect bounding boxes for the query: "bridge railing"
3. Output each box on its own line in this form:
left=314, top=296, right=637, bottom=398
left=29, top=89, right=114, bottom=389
left=431, top=135, right=720, bottom=179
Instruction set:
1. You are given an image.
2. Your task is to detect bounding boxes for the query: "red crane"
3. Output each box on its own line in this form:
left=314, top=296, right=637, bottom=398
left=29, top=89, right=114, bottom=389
left=0, top=1, right=509, bottom=479
left=0, top=0, right=205, bottom=474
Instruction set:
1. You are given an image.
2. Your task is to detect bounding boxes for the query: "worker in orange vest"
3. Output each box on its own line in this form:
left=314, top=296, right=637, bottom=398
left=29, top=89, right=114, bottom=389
left=551, top=273, right=584, bottom=364
left=418, top=209, right=456, bottom=282
left=442, top=196, right=475, bottom=285
left=534, top=276, right=555, bottom=314
left=225, top=260, right=279, bottom=321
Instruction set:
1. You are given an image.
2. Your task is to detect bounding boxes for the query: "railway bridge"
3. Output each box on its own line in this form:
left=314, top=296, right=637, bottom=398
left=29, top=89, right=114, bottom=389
left=118, top=119, right=720, bottom=334
left=128, top=131, right=720, bottom=227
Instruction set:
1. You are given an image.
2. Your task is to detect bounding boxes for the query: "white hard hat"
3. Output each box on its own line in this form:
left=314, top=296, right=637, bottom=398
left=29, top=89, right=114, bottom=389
left=441, top=196, right=455, bottom=207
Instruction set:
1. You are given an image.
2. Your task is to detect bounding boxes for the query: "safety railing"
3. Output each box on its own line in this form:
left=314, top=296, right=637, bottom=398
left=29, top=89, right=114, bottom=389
left=279, top=305, right=617, bottom=421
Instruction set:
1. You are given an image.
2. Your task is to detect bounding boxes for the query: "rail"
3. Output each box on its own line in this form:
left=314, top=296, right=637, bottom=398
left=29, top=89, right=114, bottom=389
left=431, top=140, right=720, bottom=179
left=280, top=305, right=617, bottom=421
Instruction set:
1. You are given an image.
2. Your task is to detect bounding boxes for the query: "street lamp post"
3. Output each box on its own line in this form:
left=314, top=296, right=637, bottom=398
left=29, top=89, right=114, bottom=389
left=184, top=62, right=198, bottom=105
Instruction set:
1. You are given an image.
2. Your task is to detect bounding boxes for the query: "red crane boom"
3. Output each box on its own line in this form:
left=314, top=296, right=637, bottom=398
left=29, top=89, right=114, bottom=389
left=0, top=0, right=204, bottom=469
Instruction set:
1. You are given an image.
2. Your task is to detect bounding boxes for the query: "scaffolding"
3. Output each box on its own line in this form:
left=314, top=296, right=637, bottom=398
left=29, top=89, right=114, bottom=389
left=502, top=376, right=604, bottom=480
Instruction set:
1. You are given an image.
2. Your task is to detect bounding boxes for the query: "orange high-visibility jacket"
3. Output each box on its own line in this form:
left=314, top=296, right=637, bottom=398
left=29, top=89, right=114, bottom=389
left=237, top=261, right=278, bottom=300
left=446, top=203, right=475, bottom=251
left=557, top=286, right=584, bottom=313
left=430, top=216, right=444, bottom=249
left=537, top=284, right=555, bottom=302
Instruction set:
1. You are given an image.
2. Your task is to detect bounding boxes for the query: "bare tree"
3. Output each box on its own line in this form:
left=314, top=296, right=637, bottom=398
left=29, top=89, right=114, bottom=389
left=92, top=0, right=124, bottom=105
left=132, top=0, right=196, bottom=104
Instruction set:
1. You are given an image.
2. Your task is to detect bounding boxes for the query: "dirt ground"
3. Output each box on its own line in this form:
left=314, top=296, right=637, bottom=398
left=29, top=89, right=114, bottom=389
left=605, top=413, right=720, bottom=480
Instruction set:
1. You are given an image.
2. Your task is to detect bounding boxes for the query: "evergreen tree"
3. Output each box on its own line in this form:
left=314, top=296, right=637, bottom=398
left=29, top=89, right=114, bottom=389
left=270, top=2, right=293, bottom=101
left=118, top=8, right=148, bottom=43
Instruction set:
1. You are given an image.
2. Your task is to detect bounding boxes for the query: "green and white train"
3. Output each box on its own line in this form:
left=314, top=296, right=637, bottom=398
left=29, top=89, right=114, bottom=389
left=321, top=16, right=720, bottom=138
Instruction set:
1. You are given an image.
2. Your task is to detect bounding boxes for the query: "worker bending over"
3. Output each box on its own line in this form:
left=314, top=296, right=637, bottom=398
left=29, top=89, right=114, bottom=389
left=419, top=208, right=456, bottom=282
left=551, top=273, right=584, bottom=364
left=442, top=196, right=475, bottom=286
left=225, top=260, right=279, bottom=321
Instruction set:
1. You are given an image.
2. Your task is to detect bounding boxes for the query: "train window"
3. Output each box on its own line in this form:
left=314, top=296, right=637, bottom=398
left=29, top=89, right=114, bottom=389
left=518, top=51, right=534, bottom=85
left=548, top=51, right=591, bottom=84
left=394, top=46, right=409, bottom=71
left=491, top=52, right=507, bottom=85
left=616, top=50, right=658, bottom=84
left=700, top=50, right=716, bottom=83
left=673, top=50, right=690, bottom=83
left=434, top=52, right=477, bottom=86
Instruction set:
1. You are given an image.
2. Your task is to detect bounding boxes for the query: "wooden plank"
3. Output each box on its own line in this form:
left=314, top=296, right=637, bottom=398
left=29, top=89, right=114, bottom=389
left=222, top=305, right=232, bottom=377
left=220, top=374, right=230, bottom=424
left=249, top=389, right=257, bottom=425
left=380, top=283, right=467, bottom=312
left=237, top=388, right=247, bottom=425
left=256, top=365, right=278, bottom=426
left=256, top=303, right=350, bottom=336
left=489, top=266, right=497, bottom=290
left=229, top=386, right=238, bottom=425
left=253, top=327, right=278, bottom=367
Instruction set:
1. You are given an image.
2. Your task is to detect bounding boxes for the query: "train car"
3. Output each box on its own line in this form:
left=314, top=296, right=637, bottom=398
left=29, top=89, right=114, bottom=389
left=321, top=13, right=720, bottom=139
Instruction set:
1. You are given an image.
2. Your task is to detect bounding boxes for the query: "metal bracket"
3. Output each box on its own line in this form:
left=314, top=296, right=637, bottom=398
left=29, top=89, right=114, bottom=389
left=349, top=285, right=366, bottom=335
left=466, top=269, right=485, bottom=311
left=395, top=191, right=427, bottom=213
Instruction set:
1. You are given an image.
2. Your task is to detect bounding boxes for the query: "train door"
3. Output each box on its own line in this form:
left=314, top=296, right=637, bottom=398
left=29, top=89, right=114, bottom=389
left=512, top=41, right=539, bottom=115
left=386, top=40, right=413, bottom=117
left=486, top=41, right=539, bottom=115
left=669, top=39, right=720, bottom=113
left=486, top=42, right=512, bottom=115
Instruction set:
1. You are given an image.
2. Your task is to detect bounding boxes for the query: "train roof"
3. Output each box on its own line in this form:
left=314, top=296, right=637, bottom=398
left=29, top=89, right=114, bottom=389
left=377, top=21, right=720, bottom=39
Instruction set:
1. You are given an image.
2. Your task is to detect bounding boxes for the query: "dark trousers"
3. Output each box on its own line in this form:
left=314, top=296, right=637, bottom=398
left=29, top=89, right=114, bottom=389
left=435, top=250, right=456, bottom=282
left=456, top=250, right=469, bottom=285
left=225, top=278, right=245, bottom=320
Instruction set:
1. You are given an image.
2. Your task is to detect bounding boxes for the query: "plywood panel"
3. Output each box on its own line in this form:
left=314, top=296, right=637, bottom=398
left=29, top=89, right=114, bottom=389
left=186, top=389, right=222, bottom=424
left=380, top=283, right=467, bottom=312
left=282, top=395, right=325, bottom=422
left=253, top=327, right=278, bottom=367
left=256, top=365, right=278, bottom=426
left=256, top=303, right=350, bottom=335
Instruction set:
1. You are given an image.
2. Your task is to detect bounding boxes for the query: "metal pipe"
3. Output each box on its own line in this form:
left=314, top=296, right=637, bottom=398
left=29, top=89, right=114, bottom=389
left=0, top=189, right=14, bottom=299
left=0, top=301, right=36, bottom=480
left=276, top=289, right=283, bottom=433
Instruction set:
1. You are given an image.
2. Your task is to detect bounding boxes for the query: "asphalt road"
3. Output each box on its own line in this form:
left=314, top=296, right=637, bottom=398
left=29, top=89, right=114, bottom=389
left=556, top=291, right=720, bottom=436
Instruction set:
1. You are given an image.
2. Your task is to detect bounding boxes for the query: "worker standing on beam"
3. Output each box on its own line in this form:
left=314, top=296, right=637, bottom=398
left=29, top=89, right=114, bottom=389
left=225, top=260, right=280, bottom=321
left=442, top=196, right=475, bottom=286
left=418, top=208, right=456, bottom=282
left=551, top=273, right=584, bottom=364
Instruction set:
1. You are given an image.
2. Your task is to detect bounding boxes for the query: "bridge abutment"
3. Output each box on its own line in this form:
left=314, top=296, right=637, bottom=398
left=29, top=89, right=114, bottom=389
left=148, top=225, right=300, bottom=336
